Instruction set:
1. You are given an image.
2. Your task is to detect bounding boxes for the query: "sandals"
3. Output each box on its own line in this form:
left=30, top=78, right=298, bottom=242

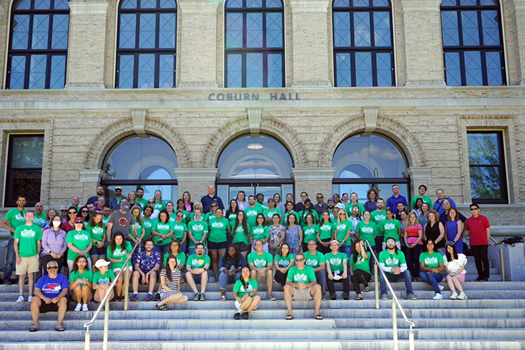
left=29, top=325, right=39, bottom=332
left=55, top=325, right=65, bottom=332
left=314, top=314, right=324, bottom=320
left=285, top=314, right=294, bottom=320
left=155, top=304, right=168, bottom=311
left=355, top=294, right=363, bottom=300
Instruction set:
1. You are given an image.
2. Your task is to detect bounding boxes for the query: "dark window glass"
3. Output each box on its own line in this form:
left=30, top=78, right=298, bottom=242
left=225, top=0, right=284, bottom=87
left=7, top=0, right=69, bottom=89
left=116, top=0, right=177, bottom=88
left=5, top=135, right=44, bottom=207
left=333, top=0, right=394, bottom=87
left=441, top=0, right=505, bottom=86
left=467, top=131, right=507, bottom=203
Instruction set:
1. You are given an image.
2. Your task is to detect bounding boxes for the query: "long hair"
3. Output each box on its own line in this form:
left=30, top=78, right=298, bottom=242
left=168, top=239, right=182, bottom=256
left=226, top=199, right=240, bottom=219
left=164, top=254, right=178, bottom=282
left=224, top=244, right=241, bottom=267
left=72, top=255, right=89, bottom=274
left=285, top=201, right=295, bottom=213
left=352, top=240, right=363, bottom=265
left=238, top=266, right=251, bottom=291
left=278, top=243, right=291, bottom=257
left=109, top=232, right=127, bottom=253
left=234, top=212, right=249, bottom=235
left=286, top=213, right=298, bottom=226
left=130, top=205, right=143, bottom=226
left=445, top=243, right=459, bottom=261
left=88, top=212, right=104, bottom=228
left=319, top=210, right=332, bottom=225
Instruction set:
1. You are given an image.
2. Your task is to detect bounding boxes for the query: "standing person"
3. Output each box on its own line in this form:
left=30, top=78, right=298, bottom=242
left=325, top=240, right=350, bottom=300
left=232, top=211, right=250, bottom=258
left=107, top=200, right=136, bottom=241
left=380, top=209, right=402, bottom=250
left=263, top=198, right=282, bottom=224
left=95, top=197, right=106, bottom=213
left=132, top=239, right=161, bottom=302
left=335, top=210, right=352, bottom=258
left=411, top=198, right=424, bottom=217
left=345, top=193, right=365, bottom=216
left=175, top=200, right=191, bottom=224
left=129, top=206, right=146, bottom=257
left=102, top=205, right=112, bottom=226
left=106, top=232, right=133, bottom=301
left=2, top=196, right=27, bottom=285
left=424, top=210, right=446, bottom=254
left=152, top=190, right=167, bottom=212
left=333, top=193, right=341, bottom=204
left=135, top=187, right=148, bottom=210
left=439, top=199, right=468, bottom=224
left=386, top=185, right=408, bottom=214
left=33, top=203, right=46, bottom=229
left=14, top=211, right=41, bottom=303
left=284, top=213, right=302, bottom=255
left=68, top=255, right=92, bottom=311
left=78, top=206, right=91, bottom=223
left=92, top=259, right=115, bottom=303
left=127, top=191, right=137, bottom=208
left=248, top=240, right=275, bottom=301
left=282, top=201, right=298, bottom=227
left=274, top=193, right=286, bottom=217
left=236, top=191, right=249, bottom=211
left=317, top=211, right=335, bottom=254
left=70, top=196, right=80, bottom=210
left=255, top=193, right=267, bottom=209
left=355, top=211, right=377, bottom=253
left=341, top=193, right=349, bottom=205
left=465, top=204, right=490, bottom=281
left=349, top=240, right=371, bottom=300
left=182, top=191, right=194, bottom=213
left=208, top=208, right=231, bottom=281
left=152, top=210, right=174, bottom=260
left=218, top=244, right=247, bottom=301
left=303, top=240, right=327, bottom=296
left=269, top=214, right=287, bottom=256
left=41, top=208, right=59, bottom=231
left=86, top=212, right=107, bottom=267
left=244, top=195, right=263, bottom=231
left=201, top=184, right=224, bottom=213
left=41, top=215, right=67, bottom=276
left=295, top=192, right=309, bottom=213
left=233, top=266, right=261, bottom=320
left=59, top=205, right=69, bottom=223
left=444, top=241, right=468, bottom=299
left=313, top=193, right=328, bottom=216
left=171, top=211, right=188, bottom=253
left=86, top=185, right=109, bottom=206
left=274, top=243, right=295, bottom=287
left=419, top=202, right=431, bottom=228
left=185, top=243, right=210, bottom=301
left=141, top=205, right=155, bottom=239
left=109, top=187, right=125, bottom=211
left=370, top=198, right=387, bottom=251
left=187, top=208, right=209, bottom=256
left=445, top=208, right=465, bottom=254
left=327, top=198, right=337, bottom=220
left=364, top=188, right=379, bottom=212
left=225, top=199, right=240, bottom=230
left=299, top=199, right=319, bottom=226
left=433, top=189, right=457, bottom=215
left=404, top=212, right=424, bottom=281
left=66, top=217, right=92, bottom=272
left=419, top=239, right=445, bottom=300
left=347, top=205, right=362, bottom=242
left=410, top=185, right=434, bottom=210
left=156, top=254, right=188, bottom=310
left=378, top=237, right=417, bottom=300
left=283, top=253, right=323, bottom=320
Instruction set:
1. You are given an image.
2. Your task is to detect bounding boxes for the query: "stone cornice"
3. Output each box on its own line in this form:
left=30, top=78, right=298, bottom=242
left=178, top=0, right=219, bottom=14
left=289, top=0, right=330, bottom=13
left=399, top=0, right=441, bottom=11
left=69, top=2, right=109, bottom=15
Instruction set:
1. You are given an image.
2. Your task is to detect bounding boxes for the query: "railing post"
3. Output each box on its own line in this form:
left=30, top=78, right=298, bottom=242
left=103, top=298, right=110, bottom=350
left=409, top=325, right=415, bottom=350
left=124, top=264, right=130, bottom=310
left=392, top=300, right=398, bottom=350
left=374, top=261, right=379, bottom=310
left=84, top=327, right=90, bottom=350
left=499, top=245, right=506, bottom=281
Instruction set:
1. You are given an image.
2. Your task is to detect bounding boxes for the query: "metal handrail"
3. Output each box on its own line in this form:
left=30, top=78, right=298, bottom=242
left=490, top=236, right=506, bottom=281
left=365, top=240, right=415, bottom=350
left=84, top=240, right=140, bottom=350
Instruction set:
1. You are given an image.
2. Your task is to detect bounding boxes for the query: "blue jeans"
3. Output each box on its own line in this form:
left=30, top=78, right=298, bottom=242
left=5, top=238, right=15, bottom=282
left=419, top=272, right=443, bottom=293
left=379, top=270, right=413, bottom=295
left=154, top=244, right=170, bottom=256
left=339, top=245, right=352, bottom=262
left=315, top=270, right=327, bottom=295
left=219, top=271, right=241, bottom=291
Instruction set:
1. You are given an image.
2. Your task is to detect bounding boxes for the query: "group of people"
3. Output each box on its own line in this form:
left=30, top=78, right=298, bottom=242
left=1, top=183, right=491, bottom=330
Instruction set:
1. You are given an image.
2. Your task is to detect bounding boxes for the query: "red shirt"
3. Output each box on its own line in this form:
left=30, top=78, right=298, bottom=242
left=465, top=215, right=490, bottom=246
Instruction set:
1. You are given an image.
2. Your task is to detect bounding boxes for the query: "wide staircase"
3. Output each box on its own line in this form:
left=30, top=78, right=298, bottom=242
left=0, top=256, right=524, bottom=350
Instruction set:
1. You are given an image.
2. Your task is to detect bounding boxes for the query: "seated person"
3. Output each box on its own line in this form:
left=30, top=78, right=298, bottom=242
left=69, top=255, right=93, bottom=311
left=303, top=240, right=327, bottom=296
left=92, top=259, right=115, bottom=303
left=444, top=241, right=468, bottom=300
left=378, top=237, right=417, bottom=300
left=132, top=239, right=161, bottom=302
left=283, top=253, right=323, bottom=320
left=274, top=243, right=295, bottom=287
left=349, top=240, right=371, bottom=300
left=247, top=240, right=275, bottom=301
left=419, top=239, right=445, bottom=300
left=30, top=260, right=69, bottom=332
left=233, top=266, right=261, bottom=320
left=185, top=243, right=210, bottom=301
left=325, top=240, right=350, bottom=300
left=155, top=254, right=188, bottom=310
left=219, top=244, right=247, bottom=301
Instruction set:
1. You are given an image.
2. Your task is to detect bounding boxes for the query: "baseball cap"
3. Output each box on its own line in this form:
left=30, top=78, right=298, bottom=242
left=74, top=217, right=84, bottom=223
left=94, top=260, right=111, bottom=269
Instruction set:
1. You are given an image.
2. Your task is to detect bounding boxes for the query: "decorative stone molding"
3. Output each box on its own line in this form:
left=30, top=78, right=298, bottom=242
left=514, top=0, right=525, bottom=10
left=363, top=108, right=379, bottom=133
left=247, top=109, right=262, bottom=135
left=173, top=168, right=219, bottom=182
left=399, top=0, right=441, bottom=11
left=289, top=0, right=330, bottom=13
left=131, top=109, right=147, bottom=136
left=68, top=2, right=109, bottom=15
left=292, top=167, right=336, bottom=181
left=178, top=0, right=218, bottom=13
left=79, top=169, right=106, bottom=183
left=0, top=3, right=4, bottom=17
left=406, top=167, right=432, bottom=184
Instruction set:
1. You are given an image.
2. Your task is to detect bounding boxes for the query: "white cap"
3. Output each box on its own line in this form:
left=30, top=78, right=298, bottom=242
left=94, top=260, right=111, bottom=269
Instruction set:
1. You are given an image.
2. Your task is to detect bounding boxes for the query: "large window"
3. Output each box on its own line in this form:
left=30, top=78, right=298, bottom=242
left=6, top=0, right=69, bottom=89
left=441, top=0, right=505, bottom=86
left=101, top=136, right=178, bottom=201
left=467, top=131, right=507, bottom=203
left=5, top=134, right=44, bottom=207
left=116, top=0, right=177, bottom=88
left=225, top=0, right=284, bottom=88
left=333, top=0, right=394, bottom=87
left=332, top=134, right=408, bottom=202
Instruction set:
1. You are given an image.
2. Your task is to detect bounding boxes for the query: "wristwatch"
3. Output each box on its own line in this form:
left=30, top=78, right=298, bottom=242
left=203, top=267, right=208, bottom=271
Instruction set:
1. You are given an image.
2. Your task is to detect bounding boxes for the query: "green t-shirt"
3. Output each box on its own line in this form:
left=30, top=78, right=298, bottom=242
left=102, top=215, right=110, bottom=226
left=302, top=224, right=319, bottom=243
left=319, top=222, right=336, bottom=240
left=86, top=224, right=106, bottom=243
left=263, top=208, right=282, bottom=220
left=14, top=224, right=42, bottom=257
left=247, top=251, right=273, bottom=269
left=154, top=200, right=167, bottom=212
left=136, top=198, right=148, bottom=210
left=188, top=220, right=208, bottom=247
left=379, top=249, right=407, bottom=274
left=346, top=203, right=365, bottom=216
left=208, top=217, right=230, bottom=243
left=107, top=241, right=133, bottom=269
left=336, top=220, right=352, bottom=246
left=287, top=265, right=317, bottom=287
left=233, top=278, right=258, bottom=298
left=382, top=219, right=402, bottom=242
left=275, top=253, right=294, bottom=268
left=298, top=210, right=319, bottom=225
left=370, top=210, right=387, bottom=236
left=92, top=269, right=116, bottom=285
left=324, top=252, right=347, bottom=272
left=142, top=218, right=154, bottom=238
left=171, top=221, right=187, bottom=241
left=349, top=253, right=370, bottom=274
left=244, top=206, right=263, bottom=229
left=282, top=211, right=299, bottom=226
left=129, top=220, right=143, bottom=240
left=33, top=213, right=47, bottom=228
left=163, top=251, right=187, bottom=272
left=251, top=225, right=270, bottom=241
left=304, top=250, right=325, bottom=269
left=226, top=212, right=238, bottom=228
left=69, top=269, right=93, bottom=284
left=4, top=208, right=27, bottom=231
left=66, top=229, right=92, bottom=260
left=410, top=195, right=434, bottom=210
left=186, top=254, right=211, bottom=269
left=152, top=221, right=173, bottom=246
left=356, top=221, right=377, bottom=247
left=232, top=225, right=249, bottom=245
left=419, top=251, right=444, bottom=269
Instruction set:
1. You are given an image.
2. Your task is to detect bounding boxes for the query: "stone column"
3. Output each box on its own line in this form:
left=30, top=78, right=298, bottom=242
left=79, top=169, right=106, bottom=204
left=292, top=167, right=336, bottom=200
left=66, top=1, right=109, bottom=88
left=399, top=0, right=445, bottom=86
left=173, top=168, right=219, bottom=201
left=289, top=0, right=332, bottom=87
left=513, top=0, right=525, bottom=85
left=177, top=0, right=219, bottom=88
left=406, top=167, right=432, bottom=199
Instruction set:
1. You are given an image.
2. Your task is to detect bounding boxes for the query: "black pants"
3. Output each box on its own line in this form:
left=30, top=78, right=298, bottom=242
left=471, top=245, right=490, bottom=279
left=275, top=270, right=288, bottom=287
left=351, top=270, right=371, bottom=294
left=318, top=239, right=331, bottom=254
left=326, top=274, right=350, bottom=295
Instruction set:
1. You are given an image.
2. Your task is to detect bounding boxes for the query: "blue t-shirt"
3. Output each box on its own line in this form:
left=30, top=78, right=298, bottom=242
left=35, top=273, right=69, bottom=299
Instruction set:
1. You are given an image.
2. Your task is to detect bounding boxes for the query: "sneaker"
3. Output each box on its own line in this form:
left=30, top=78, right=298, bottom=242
left=439, top=285, right=444, bottom=291
left=433, top=293, right=443, bottom=300
left=242, top=311, right=249, bottom=320
left=407, top=293, right=417, bottom=300
left=82, top=304, right=89, bottom=312
left=200, top=293, right=206, bottom=301
left=145, top=293, right=153, bottom=302
left=482, top=277, right=489, bottom=282
left=342, top=293, right=349, bottom=300
left=267, top=294, right=276, bottom=301
left=450, top=292, right=458, bottom=300
left=234, top=312, right=241, bottom=320
left=381, top=293, right=388, bottom=300
left=330, top=293, right=337, bottom=300
left=475, top=276, right=483, bottom=282
left=28, top=296, right=33, bottom=303
left=131, top=293, right=138, bottom=302
left=153, top=293, right=161, bottom=301
left=221, top=295, right=226, bottom=301
left=457, top=292, right=467, bottom=300
left=193, top=293, right=200, bottom=301
left=16, top=296, right=24, bottom=303
left=74, top=303, right=82, bottom=311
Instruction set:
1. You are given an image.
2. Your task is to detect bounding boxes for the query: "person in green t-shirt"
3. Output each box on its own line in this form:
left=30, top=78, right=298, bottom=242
left=208, top=208, right=231, bottom=282
left=345, top=193, right=365, bottom=216
left=371, top=199, right=387, bottom=250
left=381, top=209, right=403, bottom=249
left=303, top=240, right=327, bottom=295
left=283, top=252, right=323, bottom=320
left=248, top=240, right=275, bottom=301
left=263, top=198, right=282, bottom=225
left=152, top=210, right=174, bottom=260
left=185, top=243, right=211, bottom=301
left=410, top=185, right=434, bottom=210
left=301, top=213, right=319, bottom=251
left=378, top=237, right=416, bottom=300
left=153, top=190, right=167, bottom=212
left=92, top=259, right=115, bottom=302
left=33, top=202, right=47, bottom=228
left=86, top=212, right=107, bottom=267
left=233, top=266, right=261, bottom=320
left=164, top=240, right=186, bottom=272
left=336, top=210, right=352, bottom=259
left=419, top=239, right=445, bottom=299
left=355, top=211, right=377, bottom=252
left=66, top=217, right=92, bottom=273
left=187, top=208, right=209, bottom=255
left=107, top=232, right=132, bottom=301
left=244, top=196, right=263, bottom=230
left=349, top=239, right=371, bottom=300
left=325, top=240, right=349, bottom=300
left=171, top=211, right=188, bottom=252
left=317, top=211, right=336, bottom=254
left=2, top=196, right=27, bottom=286
left=232, top=211, right=250, bottom=257
left=69, top=255, right=93, bottom=311
left=273, top=243, right=295, bottom=287
left=136, top=187, right=148, bottom=210
left=250, top=214, right=270, bottom=250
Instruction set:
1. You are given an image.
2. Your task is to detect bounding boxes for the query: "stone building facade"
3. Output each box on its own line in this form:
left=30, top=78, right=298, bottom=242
left=0, top=0, right=524, bottom=225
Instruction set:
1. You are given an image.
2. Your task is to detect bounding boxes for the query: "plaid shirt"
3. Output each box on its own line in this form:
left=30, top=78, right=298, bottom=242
left=136, top=250, right=161, bottom=273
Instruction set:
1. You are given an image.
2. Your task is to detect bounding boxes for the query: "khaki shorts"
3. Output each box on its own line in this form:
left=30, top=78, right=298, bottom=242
left=16, top=255, right=39, bottom=275
left=292, top=288, right=313, bottom=301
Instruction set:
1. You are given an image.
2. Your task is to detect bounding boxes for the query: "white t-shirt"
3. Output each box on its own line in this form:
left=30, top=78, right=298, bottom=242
left=443, top=253, right=467, bottom=275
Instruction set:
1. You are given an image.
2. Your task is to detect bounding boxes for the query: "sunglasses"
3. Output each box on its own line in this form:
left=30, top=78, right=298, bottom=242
left=47, top=266, right=58, bottom=270
left=75, top=221, right=84, bottom=224
left=470, top=208, right=479, bottom=211
left=296, top=258, right=305, bottom=262
left=82, top=210, right=88, bottom=213
left=61, top=209, right=67, bottom=212
left=69, top=211, right=77, bottom=214
left=211, top=204, right=218, bottom=207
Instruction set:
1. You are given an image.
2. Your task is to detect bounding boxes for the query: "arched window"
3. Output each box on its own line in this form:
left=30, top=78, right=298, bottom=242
left=333, top=0, right=394, bottom=87
left=332, top=134, right=409, bottom=202
left=116, top=0, right=177, bottom=88
left=101, top=136, right=178, bottom=201
left=7, top=0, right=69, bottom=89
left=225, top=0, right=284, bottom=88
left=441, top=0, right=505, bottom=86
left=216, top=135, right=293, bottom=204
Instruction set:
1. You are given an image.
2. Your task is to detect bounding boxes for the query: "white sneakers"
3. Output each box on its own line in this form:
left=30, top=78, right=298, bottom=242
left=82, top=304, right=89, bottom=312
left=433, top=293, right=443, bottom=300
left=28, top=296, right=33, bottom=303
left=457, top=292, right=467, bottom=300
left=75, top=303, right=82, bottom=311
left=16, top=296, right=24, bottom=303
left=439, top=285, right=444, bottom=291
left=450, top=292, right=458, bottom=300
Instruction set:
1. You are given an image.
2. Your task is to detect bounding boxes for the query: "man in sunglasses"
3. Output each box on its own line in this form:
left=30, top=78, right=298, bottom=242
left=29, top=260, right=69, bottom=332
left=378, top=237, right=417, bottom=300
left=465, top=204, right=491, bottom=281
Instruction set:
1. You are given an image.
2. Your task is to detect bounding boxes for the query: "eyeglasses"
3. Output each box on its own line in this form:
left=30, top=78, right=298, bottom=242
left=148, top=201, right=154, bottom=204
left=317, top=196, right=323, bottom=199
left=176, top=214, right=183, bottom=217
left=115, top=189, right=122, bottom=192
left=82, top=210, right=88, bottom=213
left=68, top=211, right=77, bottom=214
left=296, top=258, right=305, bottom=262
left=211, top=204, right=218, bottom=207
left=47, top=266, right=58, bottom=270
left=470, top=208, right=479, bottom=211
left=75, top=221, right=84, bottom=224
left=61, top=209, right=67, bottom=212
